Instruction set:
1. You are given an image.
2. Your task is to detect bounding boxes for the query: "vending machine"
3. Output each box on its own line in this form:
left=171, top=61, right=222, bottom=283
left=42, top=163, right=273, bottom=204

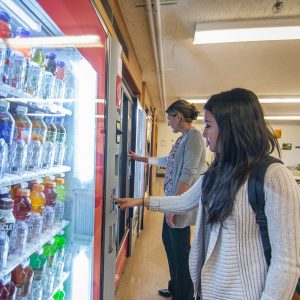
left=0, top=0, right=118, bottom=299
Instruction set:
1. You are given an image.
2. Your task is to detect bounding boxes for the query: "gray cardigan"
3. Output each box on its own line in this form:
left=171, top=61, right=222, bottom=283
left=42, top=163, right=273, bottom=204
left=149, top=127, right=206, bottom=227
left=149, top=164, right=300, bottom=299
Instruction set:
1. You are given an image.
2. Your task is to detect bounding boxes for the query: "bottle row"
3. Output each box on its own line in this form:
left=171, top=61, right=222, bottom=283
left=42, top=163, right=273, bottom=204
left=0, top=10, right=74, bottom=104
left=0, top=234, right=69, bottom=300
left=0, top=102, right=68, bottom=178
left=0, top=177, right=66, bottom=272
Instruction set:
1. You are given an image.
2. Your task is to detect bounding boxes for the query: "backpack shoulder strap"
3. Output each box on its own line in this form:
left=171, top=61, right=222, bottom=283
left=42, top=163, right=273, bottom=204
left=248, top=156, right=283, bottom=266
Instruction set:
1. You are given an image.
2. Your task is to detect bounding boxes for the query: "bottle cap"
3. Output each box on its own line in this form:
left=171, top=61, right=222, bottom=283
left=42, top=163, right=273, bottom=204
left=32, top=184, right=44, bottom=192
left=54, top=235, right=66, bottom=249
left=17, top=188, right=30, bottom=197
left=0, top=196, right=13, bottom=209
left=15, top=27, right=30, bottom=38
left=0, top=101, right=10, bottom=110
left=43, top=243, right=57, bottom=257
left=16, top=105, right=28, bottom=114
left=45, top=52, right=56, bottom=60
left=55, top=116, right=64, bottom=124
left=45, top=181, right=56, bottom=188
left=0, top=11, right=11, bottom=23
left=55, top=178, right=64, bottom=185
left=56, top=61, right=65, bottom=68
left=30, top=253, right=47, bottom=269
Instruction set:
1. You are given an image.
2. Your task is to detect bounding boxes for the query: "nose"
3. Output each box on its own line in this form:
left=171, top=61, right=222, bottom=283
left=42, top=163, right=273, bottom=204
left=202, top=128, right=207, bottom=138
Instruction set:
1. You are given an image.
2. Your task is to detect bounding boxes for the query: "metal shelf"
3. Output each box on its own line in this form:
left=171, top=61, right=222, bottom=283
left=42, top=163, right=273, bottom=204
left=0, top=165, right=71, bottom=188
left=0, top=83, right=72, bottom=116
left=0, top=220, right=70, bottom=278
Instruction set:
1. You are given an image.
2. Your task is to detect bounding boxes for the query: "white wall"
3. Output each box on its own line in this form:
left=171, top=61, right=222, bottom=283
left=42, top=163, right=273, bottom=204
left=269, top=121, right=300, bottom=168
left=156, top=121, right=300, bottom=168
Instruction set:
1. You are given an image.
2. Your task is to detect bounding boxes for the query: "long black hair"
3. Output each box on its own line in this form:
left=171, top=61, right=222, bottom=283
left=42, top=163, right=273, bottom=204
left=202, top=88, right=280, bottom=225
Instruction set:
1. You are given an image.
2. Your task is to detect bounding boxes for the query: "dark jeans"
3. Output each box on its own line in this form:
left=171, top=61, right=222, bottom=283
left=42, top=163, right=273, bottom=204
left=162, top=217, right=194, bottom=300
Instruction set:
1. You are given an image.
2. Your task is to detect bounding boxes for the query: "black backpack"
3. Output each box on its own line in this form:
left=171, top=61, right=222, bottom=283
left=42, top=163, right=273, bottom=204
left=248, top=155, right=300, bottom=296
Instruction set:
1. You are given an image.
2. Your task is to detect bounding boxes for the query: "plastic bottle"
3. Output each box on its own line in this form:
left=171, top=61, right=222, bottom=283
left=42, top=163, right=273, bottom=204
left=0, top=101, right=13, bottom=176
left=55, top=178, right=65, bottom=202
left=0, top=274, right=16, bottom=299
left=41, top=52, right=56, bottom=100
left=42, top=242, right=57, bottom=297
left=0, top=230, right=9, bottom=270
left=8, top=27, right=30, bottom=89
left=9, top=220, right=28, bottom=255
left=0, top=11, right=12, bottom=85
left=11, top=260, right=33, bottom=299
left=10, top=106, right=32, bottom=175
left=0, top=138, right=7, bottom=178
left=0, top=101, right=15, bottom=145
left=54, top=117, right=66, bottom=166
left=27, top=212, right=43, bottom=243
left=53, top=61, right=65, bottom=101
left=53, top=289, right=65, bottom=300
left=0, top=187, right=15, bottom=237
left=53, top=235, right=66, bottom=283
left=13, top=188, right=31, bottom=221
left=27, top=113, right=47, bottom=171
left=44, top=181, right=57, bottom=207
left=54, top=201, right=64, bottom=226
left=42, top=116, right=57, bottom=168
left=30, top=184, right=46, bottom=214
left=24, top=48, right=44, bottom=96
left=42, top=205, right=54, bottom=233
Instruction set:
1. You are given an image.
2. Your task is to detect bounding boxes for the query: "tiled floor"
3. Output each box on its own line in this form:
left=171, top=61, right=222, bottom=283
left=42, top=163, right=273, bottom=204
left=115, top=177, right=170, bottom=300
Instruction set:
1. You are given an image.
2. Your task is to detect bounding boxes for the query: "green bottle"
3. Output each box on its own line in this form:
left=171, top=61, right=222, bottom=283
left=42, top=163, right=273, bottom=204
left=55, top=178, right=65, bottom=202
left=43, top=242, right=58, bottom=268
left=30, top=252, right=47, bottom=281
left=53, top=289, right=65, bottom=300
left=54, top=235, right=66, bottom=255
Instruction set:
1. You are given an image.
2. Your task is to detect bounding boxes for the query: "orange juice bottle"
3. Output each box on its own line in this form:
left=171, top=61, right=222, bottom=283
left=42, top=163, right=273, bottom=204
left=30, top=184, right=46, bottom=214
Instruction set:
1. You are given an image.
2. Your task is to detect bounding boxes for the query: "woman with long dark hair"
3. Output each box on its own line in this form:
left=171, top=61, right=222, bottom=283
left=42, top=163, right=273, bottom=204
left=116, top=88, right=300, bottom=299
left=129, top=99, right=206, bottom=300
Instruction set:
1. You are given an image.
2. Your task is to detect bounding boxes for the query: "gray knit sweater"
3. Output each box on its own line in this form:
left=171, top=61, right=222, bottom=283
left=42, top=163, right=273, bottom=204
left=149, top=163, right=300, bottom=300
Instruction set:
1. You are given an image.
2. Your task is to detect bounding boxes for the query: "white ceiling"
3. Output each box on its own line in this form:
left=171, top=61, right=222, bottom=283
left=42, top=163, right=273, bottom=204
left=118, top=0, right=300, bottom=120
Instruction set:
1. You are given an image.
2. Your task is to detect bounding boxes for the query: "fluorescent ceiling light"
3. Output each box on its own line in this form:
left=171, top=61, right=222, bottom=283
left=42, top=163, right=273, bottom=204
left=264, top=116, right=300, bottom=121
left=194, top=18, right=300, bottom=44
left=7, top=35, right=103, bottom=49
left=187, top=97, right=300, bottom=104
left=2, top=0, right=41, bottom=31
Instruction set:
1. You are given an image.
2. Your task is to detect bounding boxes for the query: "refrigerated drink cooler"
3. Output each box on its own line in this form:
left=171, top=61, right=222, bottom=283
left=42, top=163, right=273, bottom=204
left=0, top=0, right=109, bottom=299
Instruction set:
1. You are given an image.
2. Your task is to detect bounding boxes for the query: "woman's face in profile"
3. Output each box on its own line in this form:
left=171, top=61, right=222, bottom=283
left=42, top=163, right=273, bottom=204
left=167, top=113, right=180, bottom=133
left=202, top=109, right=219, bottom=152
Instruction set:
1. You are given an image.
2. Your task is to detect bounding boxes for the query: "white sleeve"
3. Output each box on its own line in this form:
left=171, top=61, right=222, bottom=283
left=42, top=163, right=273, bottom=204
left=261, top=164, right=300, bottom=300
left=149, top=175, right=203, bottom=213
left=148, top=156, right=168, bottom=167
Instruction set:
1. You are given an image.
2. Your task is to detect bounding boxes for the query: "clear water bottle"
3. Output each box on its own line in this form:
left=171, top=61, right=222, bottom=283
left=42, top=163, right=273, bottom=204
left=10, top=105, right=32, bottom=175
left=54, top=201, right=64, bottom=225
left=42, top=116, right=57, bottom=169
left=42, top=206, right=54, bottom=233
left=54, top=117, right=66, bottom=166
left=27, top=212, right=43, bottom=244
left=0, top=230, right=9, bottom=270
left=41, top=52, right=56, bottom=101
left=0, top=138, right=7, bottom=178
left=9, top=220, right=28, bottom=255
left=26, top=140, right=42, bottom=172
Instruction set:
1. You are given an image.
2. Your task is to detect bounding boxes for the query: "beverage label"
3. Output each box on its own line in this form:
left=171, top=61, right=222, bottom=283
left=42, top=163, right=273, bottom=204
left=32, top=127, right=46, bottom=142
left=0, top=123, right=13, bottom=144
left=42, top=71, right=54, bottom=99
left=0, top=208, right=15, bottom=237
left=46, top=129, right=57, bottom=142
left=14, top=126, right=31, bottom=144
left=2, top=47, right=11, bottom=84
left=25, top=62, right=41, bottom=95
left=10, top=52, right=25, bottom=88
left=56, top=132, right=66, bottom=143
